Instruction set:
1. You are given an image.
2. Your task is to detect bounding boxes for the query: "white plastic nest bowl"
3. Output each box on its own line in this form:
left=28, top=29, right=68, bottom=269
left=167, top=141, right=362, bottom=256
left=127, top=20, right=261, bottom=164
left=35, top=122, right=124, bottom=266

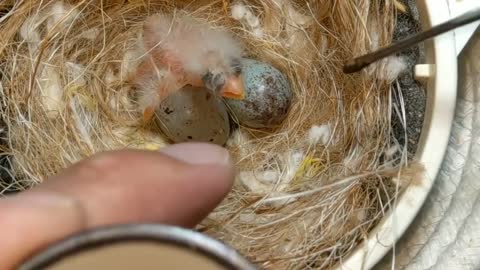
left=337, top=0, right=458, bottom=269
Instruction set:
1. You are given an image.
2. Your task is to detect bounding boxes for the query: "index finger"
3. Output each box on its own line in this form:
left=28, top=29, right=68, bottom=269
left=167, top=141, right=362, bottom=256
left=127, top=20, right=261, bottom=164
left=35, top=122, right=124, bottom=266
left=0, top=144, right=234, bottom=269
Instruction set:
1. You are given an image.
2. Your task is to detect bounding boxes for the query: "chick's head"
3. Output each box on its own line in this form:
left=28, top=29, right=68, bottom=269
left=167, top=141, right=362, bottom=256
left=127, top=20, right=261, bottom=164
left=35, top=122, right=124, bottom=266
left=201, top=52, right=245, bottom=100
left=142, top=13, right=246, bottom=100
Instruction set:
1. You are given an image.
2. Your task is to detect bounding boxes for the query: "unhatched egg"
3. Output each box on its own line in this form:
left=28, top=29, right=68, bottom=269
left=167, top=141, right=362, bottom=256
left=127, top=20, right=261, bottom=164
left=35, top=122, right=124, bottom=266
left=155, top=85, right=231, bottom=145
left=225, top=58, right=293, bottom=128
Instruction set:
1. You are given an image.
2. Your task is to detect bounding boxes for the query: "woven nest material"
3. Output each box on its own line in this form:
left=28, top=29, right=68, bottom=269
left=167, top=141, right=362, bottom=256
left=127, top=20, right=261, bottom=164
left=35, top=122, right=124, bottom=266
left=0, top=0, right=424, bottom=268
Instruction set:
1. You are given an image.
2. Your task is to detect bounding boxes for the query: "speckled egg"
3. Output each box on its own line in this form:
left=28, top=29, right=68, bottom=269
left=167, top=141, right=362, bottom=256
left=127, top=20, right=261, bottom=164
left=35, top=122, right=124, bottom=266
left=224, top=58, right=293, bottom=129
left=154, top=85, right=230, bottom=145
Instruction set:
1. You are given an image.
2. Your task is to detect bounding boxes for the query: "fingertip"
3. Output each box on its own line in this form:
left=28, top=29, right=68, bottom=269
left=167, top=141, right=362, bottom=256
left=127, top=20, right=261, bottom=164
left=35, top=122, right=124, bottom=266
left=39, top=146, right=235, bottom=227
left=159, top=142, right=233, bottom=167
left=159, top=143, right=236, bottom=209
left=149, top=161, right=235, bottom=228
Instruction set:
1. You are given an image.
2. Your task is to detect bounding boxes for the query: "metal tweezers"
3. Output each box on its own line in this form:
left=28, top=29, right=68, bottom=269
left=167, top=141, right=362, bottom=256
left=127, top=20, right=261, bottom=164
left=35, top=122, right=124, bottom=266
left=343, top=8, right=480, bottom=74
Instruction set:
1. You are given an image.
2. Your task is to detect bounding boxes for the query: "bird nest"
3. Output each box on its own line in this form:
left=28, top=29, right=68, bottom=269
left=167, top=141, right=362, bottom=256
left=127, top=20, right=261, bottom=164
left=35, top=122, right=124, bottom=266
left=0, top=0, right=424, bottom=269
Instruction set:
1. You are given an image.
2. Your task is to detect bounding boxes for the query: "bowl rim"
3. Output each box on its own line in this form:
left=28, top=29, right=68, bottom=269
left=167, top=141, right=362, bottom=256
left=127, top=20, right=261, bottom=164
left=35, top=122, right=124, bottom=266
left=18, top=223, right=258, bottom=270
left=336, top=0, right=458, bottom=269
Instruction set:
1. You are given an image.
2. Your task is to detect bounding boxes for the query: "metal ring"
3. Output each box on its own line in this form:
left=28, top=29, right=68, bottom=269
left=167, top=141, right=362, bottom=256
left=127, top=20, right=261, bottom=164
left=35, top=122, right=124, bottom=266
left=19, top=224, right=258, bottom=270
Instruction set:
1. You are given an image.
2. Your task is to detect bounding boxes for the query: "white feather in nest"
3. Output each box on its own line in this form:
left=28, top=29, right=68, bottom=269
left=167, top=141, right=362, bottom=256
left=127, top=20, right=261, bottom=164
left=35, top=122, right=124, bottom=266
left=307, top=123, right=332, bottom=145
left=228, top=125, right=348, bottom=208
left=66, top=62, right=87, bottom=86
left=342, top=145, right=364, bottom=173
left=108, top=89, right=135, bottom=114
left=101, top=127, right=168, bottom=151
left=64, top=61, right=97, bottom=154
left=77, top=27, right=101, bottom=41
left=19, top=2, right=79, bottom=52
left=231, top=2, right=264, bottom=38
left=19, top=2, right=82, bottom=119
left=104, top=68, right=117, bottom=87
left=226, top=128, right=253, bottom=157
left=38, top=63, right=64, bottom=119
left=107, top=42, right=143, bottom=113
left=105, top=68, right=123, bottom=112
left=229, top=130, right=311, bottom=207
left=231, top=0, right=315, bottom=58
left=19, top=16, right=42, bottom=53
left=380, top=56, right=408, bottom=81
left=272, top=0, right=314, bottom=55
left=122, top=48, right=144, bottom=79
left=384, top=143, right=400, bottom=159
left=231, top=3, right=248, bottom=21
left=281, top=0, right=313, bottom=49
left=46, top=2, right=79, bottom=32
left=367, top=19, right=408, bottom=81
left=69, top=95, right=94, bottom=151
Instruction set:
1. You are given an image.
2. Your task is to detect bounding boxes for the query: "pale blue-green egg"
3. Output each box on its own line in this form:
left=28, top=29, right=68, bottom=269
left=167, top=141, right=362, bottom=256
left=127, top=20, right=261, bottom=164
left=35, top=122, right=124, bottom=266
left=155, top=85, right=231, bottom=146
left=225, top=58, right=292, bottom=129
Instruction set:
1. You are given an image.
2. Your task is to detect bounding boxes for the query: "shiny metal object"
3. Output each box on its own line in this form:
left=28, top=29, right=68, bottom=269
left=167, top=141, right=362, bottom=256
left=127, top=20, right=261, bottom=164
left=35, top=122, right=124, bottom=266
left=19, top=224, right=258, bottom=270
left=343, top=7, right=480, bottom=74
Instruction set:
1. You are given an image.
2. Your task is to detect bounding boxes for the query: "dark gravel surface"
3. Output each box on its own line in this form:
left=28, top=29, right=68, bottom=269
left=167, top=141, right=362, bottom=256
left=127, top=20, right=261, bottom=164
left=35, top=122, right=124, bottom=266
left=391, top=1, right=426, bottom=158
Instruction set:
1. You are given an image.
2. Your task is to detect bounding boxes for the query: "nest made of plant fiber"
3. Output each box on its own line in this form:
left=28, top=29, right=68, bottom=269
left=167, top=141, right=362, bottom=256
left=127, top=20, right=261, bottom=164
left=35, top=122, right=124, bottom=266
left=0, top=0, right=424, bottom=269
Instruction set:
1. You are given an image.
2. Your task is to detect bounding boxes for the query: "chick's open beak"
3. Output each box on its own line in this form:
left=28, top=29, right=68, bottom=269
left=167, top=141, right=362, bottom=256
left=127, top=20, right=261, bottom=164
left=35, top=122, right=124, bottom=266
left=219, top=75, right=245, bottom=100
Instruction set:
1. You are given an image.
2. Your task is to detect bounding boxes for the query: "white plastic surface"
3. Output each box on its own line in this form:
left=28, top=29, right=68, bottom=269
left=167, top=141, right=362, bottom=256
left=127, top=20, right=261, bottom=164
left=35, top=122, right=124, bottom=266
left=447, top=0, right=480, bottom=54
left=414, top=64, right=434, bottom=81
left=336, top=0, right=458, bottom=269
left=375, top=30, right=480, bottom=269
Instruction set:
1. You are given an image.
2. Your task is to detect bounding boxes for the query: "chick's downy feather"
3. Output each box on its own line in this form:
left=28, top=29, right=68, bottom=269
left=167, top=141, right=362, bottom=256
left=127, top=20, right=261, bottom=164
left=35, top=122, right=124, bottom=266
left=135, top=58, right=181, bottom=117
left=143, top=13, right=244, bottom=76
left=135, top=13, right=244, bottom=122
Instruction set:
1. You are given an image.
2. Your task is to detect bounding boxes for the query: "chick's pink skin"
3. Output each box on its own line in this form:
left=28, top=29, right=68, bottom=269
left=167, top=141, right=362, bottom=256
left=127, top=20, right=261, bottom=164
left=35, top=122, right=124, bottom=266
left=133, top=59, right=184, bottom=122
left=134, top=13, right=246, bottom=122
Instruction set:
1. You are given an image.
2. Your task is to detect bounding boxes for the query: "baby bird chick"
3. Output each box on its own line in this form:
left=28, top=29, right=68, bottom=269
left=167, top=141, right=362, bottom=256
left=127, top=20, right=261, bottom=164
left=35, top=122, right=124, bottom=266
left=135, top=13, right=245, bottom=121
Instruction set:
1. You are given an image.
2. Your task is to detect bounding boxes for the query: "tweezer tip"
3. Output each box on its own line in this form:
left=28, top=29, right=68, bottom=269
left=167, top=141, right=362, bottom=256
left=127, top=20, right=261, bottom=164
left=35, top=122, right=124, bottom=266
left=343, top=59, right=364, bottom=74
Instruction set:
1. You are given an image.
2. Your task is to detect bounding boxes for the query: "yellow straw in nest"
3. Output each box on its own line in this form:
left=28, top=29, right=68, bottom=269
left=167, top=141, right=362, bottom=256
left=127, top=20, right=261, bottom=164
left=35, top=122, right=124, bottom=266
left=295, top=155, right=323, bottom=178
left=394, top=0, right=408, bottom=13
left=65, top=85, right=97, bottom=112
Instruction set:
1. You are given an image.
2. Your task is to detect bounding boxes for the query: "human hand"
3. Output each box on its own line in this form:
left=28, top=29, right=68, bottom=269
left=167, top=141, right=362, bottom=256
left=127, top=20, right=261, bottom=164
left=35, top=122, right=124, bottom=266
left=0, top=143, right=235, bottom=269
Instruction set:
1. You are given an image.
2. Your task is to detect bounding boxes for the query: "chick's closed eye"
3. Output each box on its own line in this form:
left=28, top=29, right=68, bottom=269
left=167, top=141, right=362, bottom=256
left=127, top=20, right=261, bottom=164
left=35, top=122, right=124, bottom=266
left=231, top=57, right=243, bottom=75
left=202, top=72, right=226, bottom=92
